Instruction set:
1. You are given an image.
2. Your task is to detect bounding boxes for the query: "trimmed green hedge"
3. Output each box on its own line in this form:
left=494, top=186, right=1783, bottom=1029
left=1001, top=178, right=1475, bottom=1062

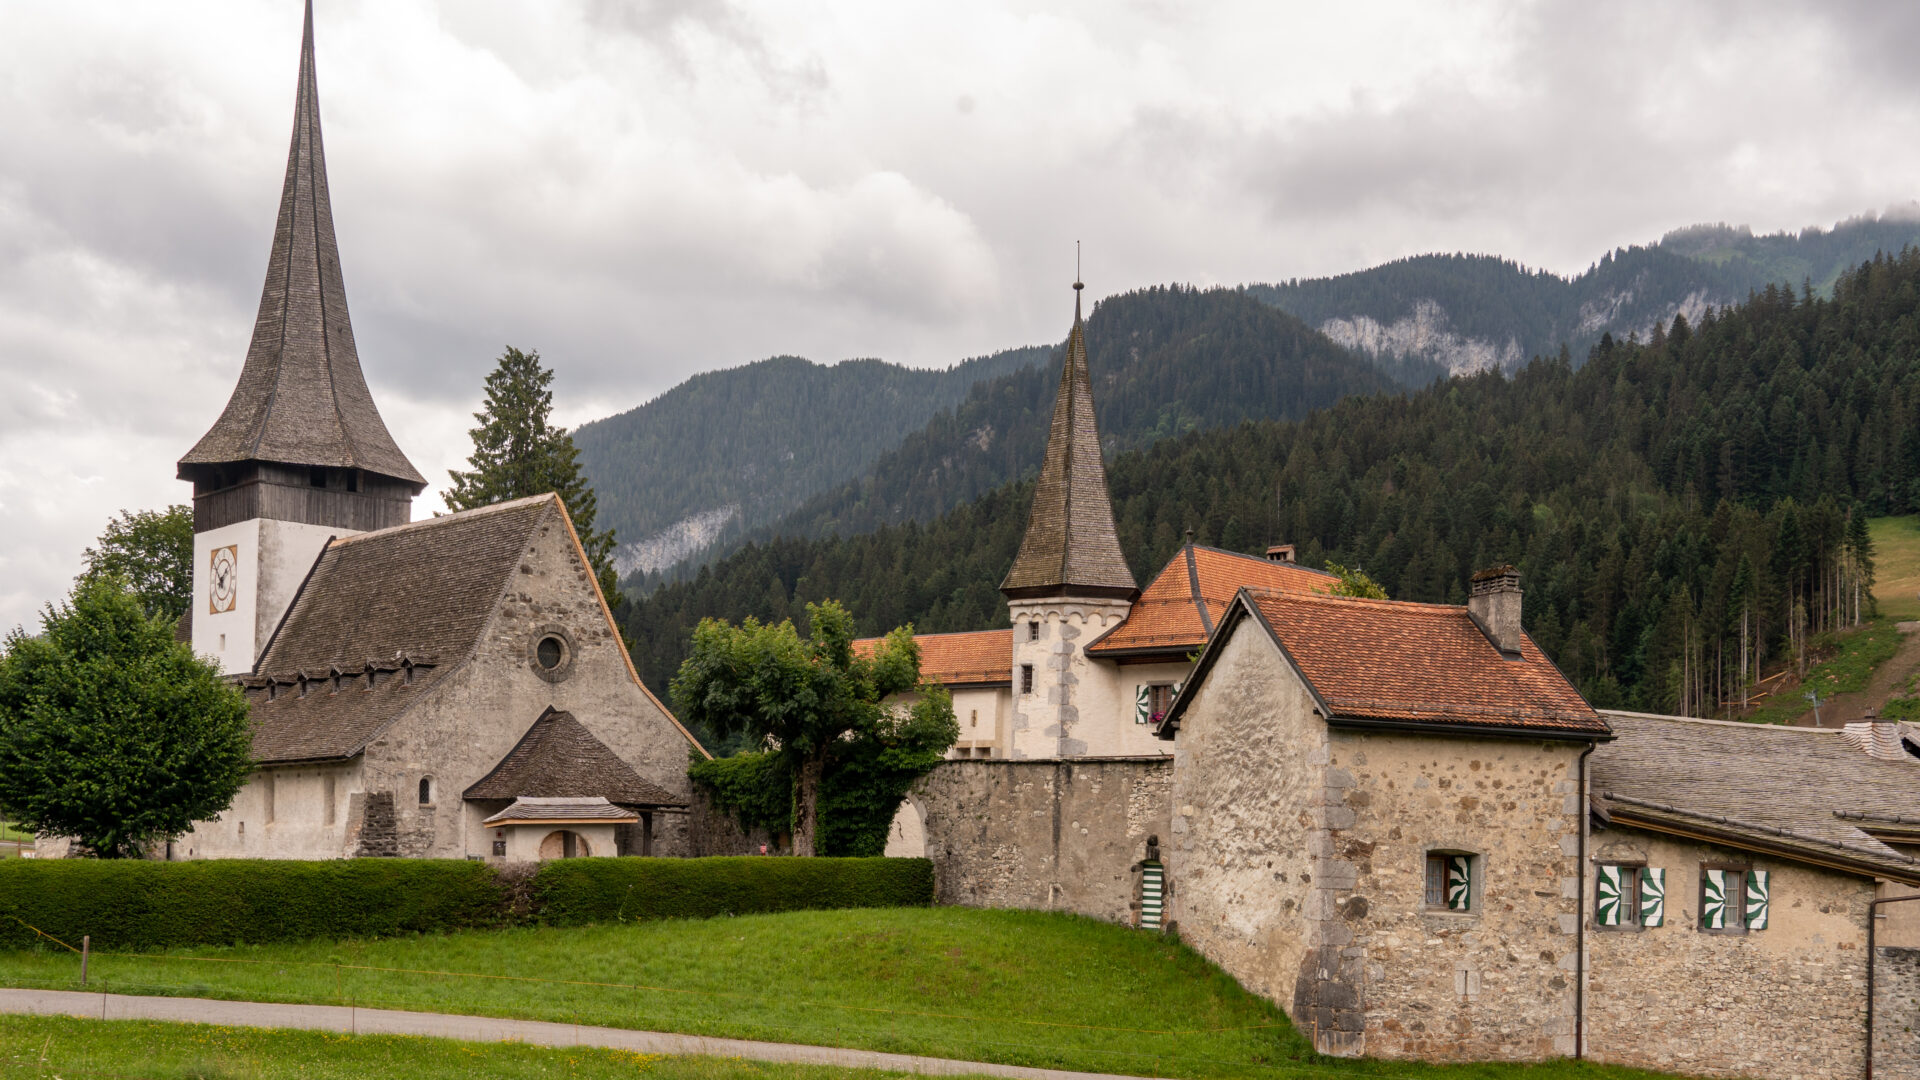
left=535, top=857, right=934, bottom=925
left=0, top=859, right=504, bottom=951
left=0, top=857, right=935, bottom=949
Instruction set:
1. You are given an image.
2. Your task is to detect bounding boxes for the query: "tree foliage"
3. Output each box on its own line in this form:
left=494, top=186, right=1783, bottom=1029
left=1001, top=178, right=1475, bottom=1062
left=0, top=577, right=253, bottom=857
left=79, top=505, right=193, bottom=623
left=1324, top=563, right=1389, bottom=600
left=447, top=347, right=619, bottom=600
left=626, top=250, right=1920, bottom=717
left=671, top=600, right=956, bottom=855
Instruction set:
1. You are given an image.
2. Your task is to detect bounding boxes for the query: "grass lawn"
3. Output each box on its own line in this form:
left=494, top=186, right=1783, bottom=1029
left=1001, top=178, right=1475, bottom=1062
left=0, top=908, right=1682, bottom=1080
left=1868, top=515, right=1920, bottom=621
left=0, top=1014, right=956, bottom=1080
left=1739, top=618, right=1903, bottom=724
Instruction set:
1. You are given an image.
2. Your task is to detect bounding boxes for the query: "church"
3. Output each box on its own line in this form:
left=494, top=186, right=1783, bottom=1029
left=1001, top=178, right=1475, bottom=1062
left=151, top=5, right=706, bottom=862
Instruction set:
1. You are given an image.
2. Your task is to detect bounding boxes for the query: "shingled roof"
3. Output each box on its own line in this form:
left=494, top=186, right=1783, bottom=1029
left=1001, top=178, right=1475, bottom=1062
left=466, top=708, right=683, bottom=807
left=177, top=1, right=423, bottom=488
left=854, top=629, right=1012, bottom=688
left=1593, top=711, right=1920, bottom=884
left=243, top=495, right=557, bottom=762
left=1161, top=587, right=1609, bottom=740
left=1087, top=543, right=1339, bottom=658
left=1000, top=284, right=1136, bottom=601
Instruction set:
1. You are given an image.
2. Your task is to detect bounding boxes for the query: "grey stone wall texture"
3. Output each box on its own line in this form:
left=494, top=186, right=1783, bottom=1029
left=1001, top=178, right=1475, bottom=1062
left=1584, top=829, right=1878, bottom=1080
left=909, top=757, right=1170, bottom=924
left=1874, top=947, right=1920, bottom=1080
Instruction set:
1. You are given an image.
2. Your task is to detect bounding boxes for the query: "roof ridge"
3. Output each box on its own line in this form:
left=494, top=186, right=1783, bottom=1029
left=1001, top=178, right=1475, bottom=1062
left=1599, top=709, right=1837, bottom=733
left=1247, top=587, right=1468, bottom=614
left=331, top=493, right=556, bottom=546
left=1192, top=544, right=1340, bottom=577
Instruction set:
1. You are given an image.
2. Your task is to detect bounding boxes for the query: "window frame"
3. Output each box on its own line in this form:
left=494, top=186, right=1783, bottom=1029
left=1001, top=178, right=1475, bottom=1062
left=1027, top=620, right=1041, bottom=642
left=1423, top=850, right=1478, bottom=913
left=1698, top=863, right=1750, bottom=934
left=1020, top=664, right=1034, bottom=694
left=418, top=776, right=435, bottom=807
left=1594, top=861, right=1645, bottom=931
left=1146, top=683, right=1176, bottom=723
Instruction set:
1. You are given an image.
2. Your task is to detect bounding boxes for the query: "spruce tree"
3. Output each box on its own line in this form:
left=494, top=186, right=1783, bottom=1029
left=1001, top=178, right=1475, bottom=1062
left=447, top=347, right=620, bottom=601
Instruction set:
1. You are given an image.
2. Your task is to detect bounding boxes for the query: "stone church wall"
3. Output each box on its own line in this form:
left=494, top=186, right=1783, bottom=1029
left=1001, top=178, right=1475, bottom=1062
left=1585, top=828, right=1878, bottom=1080
left=905, top=757, right=1170, bottom=924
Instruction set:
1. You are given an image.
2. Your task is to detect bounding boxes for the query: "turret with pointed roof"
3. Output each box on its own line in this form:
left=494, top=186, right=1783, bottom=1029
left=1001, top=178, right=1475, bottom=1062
left=1000, top=281, right=1137, bottom=601
left=178, top=0, right=423, bottom=535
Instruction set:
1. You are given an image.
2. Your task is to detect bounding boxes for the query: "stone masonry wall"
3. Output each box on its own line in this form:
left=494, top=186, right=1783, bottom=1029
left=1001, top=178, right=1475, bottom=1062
left=1877, top=947, right=1920, bottom=1078
left=1585, top=829, right=1877, bottom=1080
left=911, top=757, right=1171, bottom=924
left=1166, top=623, right=1585, bottom=1060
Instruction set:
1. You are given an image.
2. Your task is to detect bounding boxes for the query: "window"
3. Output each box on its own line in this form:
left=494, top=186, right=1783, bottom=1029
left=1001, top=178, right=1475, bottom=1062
left=309, top=466, right=327, bottom=488
left=1135, top=683, right=1180, bottom=724
left=536, top=635, right=566, bottom=670
left=1700, top=867, right=1769, bottom=931
left=1425, top=852, right=1473, bottom=911
left=1595, top=863, right=1644, bottom=928
left=1020, top=664, right=1034, bottom=694
left=418, top=777, right=434, bottom=806
left=492, top=840, right=507, bottom=857
left=1027, top=621, right=1041, bottom=642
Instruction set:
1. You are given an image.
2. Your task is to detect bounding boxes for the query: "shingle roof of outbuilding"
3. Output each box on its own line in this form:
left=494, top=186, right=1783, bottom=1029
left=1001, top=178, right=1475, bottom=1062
left=177, top=1, right=423, bottom=487
left=1160, top=587, right=1608, bottom=740
left=1086, top=544, right=1338, bottom=658
left=853, top=629, right=1012, bottom=687
left=244, top=495, right=558, bottom=762
left=1000, top=285, right=1136, bottom=601
left=466, top=707, right=683, bottom=807
left=482, top=797, right=640, bottom=825
left=1593, top=711, right=1920, bottom=883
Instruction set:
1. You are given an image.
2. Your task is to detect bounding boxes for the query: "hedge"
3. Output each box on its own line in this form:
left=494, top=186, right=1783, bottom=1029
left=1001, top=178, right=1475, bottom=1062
left=534, top=856, right=934, bottom=925
left=0, top=856, right=935, bottom=950
left=0, top=859, right=504, bottom=951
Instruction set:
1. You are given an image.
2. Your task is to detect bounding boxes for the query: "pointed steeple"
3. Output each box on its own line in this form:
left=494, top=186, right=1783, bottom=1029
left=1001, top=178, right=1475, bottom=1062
left=1000, top=279, right=1138, bottom=601
left=178, top=0, right=424, bottom=491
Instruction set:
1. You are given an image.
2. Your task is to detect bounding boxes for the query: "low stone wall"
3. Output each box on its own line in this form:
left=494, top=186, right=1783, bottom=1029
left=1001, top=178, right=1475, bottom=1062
left=685, top=786, right=781, bottom=857
left=1878, top=946, right=1920, bottom=1078
left=902, top=757, right=1171, bottom=924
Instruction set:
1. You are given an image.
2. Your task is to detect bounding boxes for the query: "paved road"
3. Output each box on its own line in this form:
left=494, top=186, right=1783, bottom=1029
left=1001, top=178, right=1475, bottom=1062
left=0, top=988, right=1163, bottom=1080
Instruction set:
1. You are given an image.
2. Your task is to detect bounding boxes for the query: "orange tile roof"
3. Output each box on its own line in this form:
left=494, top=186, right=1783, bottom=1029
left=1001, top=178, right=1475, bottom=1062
left=1086, top=545, right=1338, bottom=657
left=853, top=629, right=1012, bottom=687
left=1220, top=589, right=1606, bottom=737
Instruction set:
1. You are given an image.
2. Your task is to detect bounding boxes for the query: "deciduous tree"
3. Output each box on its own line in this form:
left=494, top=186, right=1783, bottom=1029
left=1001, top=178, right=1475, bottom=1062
left=79, top=506, right=193, bottom=623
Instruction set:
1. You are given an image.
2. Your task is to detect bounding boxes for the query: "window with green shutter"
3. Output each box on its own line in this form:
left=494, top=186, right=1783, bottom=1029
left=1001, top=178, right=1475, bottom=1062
left=1639, top=867, right=1665, bottom=927
left=1135, top=684, right=1151, bottom=725
left=1744, top=870, right=1769, bottom=929
left=1699, top=865, right=1751, bottom=932
left=1595, top=863, right=1643, bottom=928
left=1425, top=852, right=1475, bottom=911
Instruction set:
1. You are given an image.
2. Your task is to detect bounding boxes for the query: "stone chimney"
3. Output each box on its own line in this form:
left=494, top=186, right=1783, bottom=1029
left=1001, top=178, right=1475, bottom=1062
left=1468, top=565, right=1523, bottom=657
left=1266, top=544, right=1297, bottom=563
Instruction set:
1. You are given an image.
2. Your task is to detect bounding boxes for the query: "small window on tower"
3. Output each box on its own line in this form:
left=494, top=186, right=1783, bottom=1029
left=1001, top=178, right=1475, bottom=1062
left=1020, top=664, right=1034, bottom=694
left=1028, top=621, right=1041, bottom=642
left=346, top=470, right=360, bottom=493
left=309, top=467, right=327, bottom=488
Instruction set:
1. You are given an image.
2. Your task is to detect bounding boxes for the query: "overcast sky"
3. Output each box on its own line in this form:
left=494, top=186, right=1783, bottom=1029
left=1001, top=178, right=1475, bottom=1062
left=3, top=0, right=1918, bottom=633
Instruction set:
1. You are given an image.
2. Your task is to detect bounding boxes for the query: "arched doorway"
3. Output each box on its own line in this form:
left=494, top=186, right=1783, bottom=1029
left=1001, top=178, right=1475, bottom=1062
left=884, top=798, right=926, bottom=858
left=539, top=830, right=591, bottom=859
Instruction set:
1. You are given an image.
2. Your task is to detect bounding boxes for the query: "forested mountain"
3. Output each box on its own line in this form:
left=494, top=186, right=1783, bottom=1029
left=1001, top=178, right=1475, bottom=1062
left=1248, top=209, right=1920, bottom=381
left=623, top=252, right=1920, bottom=719
left=573, top=346, right=1048, bottom=575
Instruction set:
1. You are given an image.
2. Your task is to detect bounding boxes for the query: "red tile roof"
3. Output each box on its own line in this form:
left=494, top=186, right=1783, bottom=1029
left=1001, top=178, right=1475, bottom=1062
left=1086, top=545, right=1338, bottom=657
left=854, top=629, right=1012, bottom=687
left=1167, top=588, right=1606, bottom=739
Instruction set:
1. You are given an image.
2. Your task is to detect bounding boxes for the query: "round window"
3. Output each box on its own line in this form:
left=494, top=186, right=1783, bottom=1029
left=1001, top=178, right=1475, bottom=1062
left=527, top=625, right=577, bottom=683
left=536, top=635, right=566, bottom=670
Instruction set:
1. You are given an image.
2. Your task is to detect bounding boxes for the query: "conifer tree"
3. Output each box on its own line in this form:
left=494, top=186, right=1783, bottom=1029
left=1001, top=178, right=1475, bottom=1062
left=447, top=347, right=620, bottom=601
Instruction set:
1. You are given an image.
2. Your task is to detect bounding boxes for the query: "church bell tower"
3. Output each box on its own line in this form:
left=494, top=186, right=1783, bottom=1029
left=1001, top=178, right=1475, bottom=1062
left=177, top=1, right=425, bottom=675
left=1000, top=279, right=1138, bottom=757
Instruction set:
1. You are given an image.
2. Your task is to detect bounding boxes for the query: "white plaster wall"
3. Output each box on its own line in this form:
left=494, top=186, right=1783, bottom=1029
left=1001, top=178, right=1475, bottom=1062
left=497, top=823, right=617, bottom=861
left=949, top=686, right=1008, bottom=756
left=1008, top=598, right=1157, bottom=758
left=191, top=518, right=341, bottom=676
left=178, top=761, right=362, bottom=859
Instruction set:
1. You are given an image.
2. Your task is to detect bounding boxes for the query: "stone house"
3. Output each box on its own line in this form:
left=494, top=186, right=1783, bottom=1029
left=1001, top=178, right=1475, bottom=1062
left=69, top=5, right=706, bottom=863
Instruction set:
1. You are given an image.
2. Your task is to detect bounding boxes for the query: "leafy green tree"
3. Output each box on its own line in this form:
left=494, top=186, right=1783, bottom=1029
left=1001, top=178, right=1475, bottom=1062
left=447, top=347, right=619, bottom=600
left=1324, top=562, right=1389, bottom=599
left=79, top=506, right=193, bottom=623
left=0, top=577, right=253, bottom=858
left=672, top=600, right=955, bottom=856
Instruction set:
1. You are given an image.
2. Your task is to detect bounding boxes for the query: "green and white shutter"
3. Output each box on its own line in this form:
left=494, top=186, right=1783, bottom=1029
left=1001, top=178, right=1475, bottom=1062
left=1595, top=864, right=1624, bottom=926
left=1446, top=856, right=1472, bottom=911
left=1639, top=867, right=1665, bottom=927
left=1744, top=870, right=1770, bottom=930
left=1135, top=685, right=1151, bottom=725
left=1140, top=862, right=1165, bottom=930
left=1701, top=868, right=1729, bottom=929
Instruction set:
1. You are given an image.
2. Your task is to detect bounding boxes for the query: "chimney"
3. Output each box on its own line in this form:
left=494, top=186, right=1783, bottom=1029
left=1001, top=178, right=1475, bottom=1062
left=1468, top=565, right=1523, bottom=657
left=1266, top=544, right=1297, bottom=563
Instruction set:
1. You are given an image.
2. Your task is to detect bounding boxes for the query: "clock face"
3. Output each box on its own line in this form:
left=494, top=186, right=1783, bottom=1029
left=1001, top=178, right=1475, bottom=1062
left=209, top=545, right=238, bottom=614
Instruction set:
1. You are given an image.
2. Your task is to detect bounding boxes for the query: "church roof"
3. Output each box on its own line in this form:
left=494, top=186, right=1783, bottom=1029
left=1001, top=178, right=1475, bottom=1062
left=466, top=707, right=683, bottom=807
left=1162, top=587, right=1608, bottom=741
left=1000, top=285, right=1136, bottom=601
left=243, top=495, right=560, bottom=762
left=1593, top=711, right=1920, bottom=884
left=1086, top=543, right=1338, bottom=659
left=853, top=629, right=1012, bottom=688
left=177, top=1, right=424, bottom=488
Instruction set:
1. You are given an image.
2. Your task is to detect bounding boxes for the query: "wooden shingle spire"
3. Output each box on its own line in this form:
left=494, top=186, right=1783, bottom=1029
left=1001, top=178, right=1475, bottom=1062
left=178, top=0, right=423, bottom=490
left=1000, top=279, right=1138, bottom=601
